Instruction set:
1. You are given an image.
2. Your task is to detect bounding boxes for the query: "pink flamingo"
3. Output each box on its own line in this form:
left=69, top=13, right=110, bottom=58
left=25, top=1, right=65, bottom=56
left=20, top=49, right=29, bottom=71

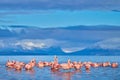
left=14, top=64, right=22, bottom=70
left=91, top=63, right=99, bottom=68
left=6, top=60, right=15, bottom=68
left=29, top=58, right=36, bottom=67
left=85, top=63, right=91, bottom=70
left=38, top=61, right=44, bottom=68
left=25, top=63, right=33, bottom=70
left=111, top=62, right=118, bottom=68
left=102, top=62, right=111, bottom=67
left=51, top=56, right=60, bottom=70
left=73, top=62, right=82, bottom=70
left=60, top=59, right=73, bottom=70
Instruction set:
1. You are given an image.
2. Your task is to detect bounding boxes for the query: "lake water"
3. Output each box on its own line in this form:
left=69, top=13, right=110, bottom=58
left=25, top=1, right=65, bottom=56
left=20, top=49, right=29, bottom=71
left=0, top=56, right=120, bottom=80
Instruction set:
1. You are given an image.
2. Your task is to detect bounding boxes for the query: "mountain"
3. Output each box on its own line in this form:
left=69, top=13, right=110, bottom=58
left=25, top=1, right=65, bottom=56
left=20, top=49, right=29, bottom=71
left=70, top=48, right=120, bottom=56
left=58, top=25, right=120, bottom=30
left=70, top=37, right=120, bottom=56
left=1, top=47, right=120, bottom=56
left=0, top=46, right=65, bottom=55
left=0, top=25, right=120, bottom=55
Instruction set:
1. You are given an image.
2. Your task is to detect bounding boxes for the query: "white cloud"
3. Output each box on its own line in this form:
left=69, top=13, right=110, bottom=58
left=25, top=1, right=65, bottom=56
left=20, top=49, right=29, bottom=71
left=15, top=41, right=46, bottom=50
left=0, top=38, right=68, bottom=50
left=1, top=37, right=120, bottom=52
left=94, top=38, right=120, bottom=50
left=0, top=38, right=90, bottom=55
left=14, top=39, right=57, bottom=50
left=0, top=38, right=88, bottom=52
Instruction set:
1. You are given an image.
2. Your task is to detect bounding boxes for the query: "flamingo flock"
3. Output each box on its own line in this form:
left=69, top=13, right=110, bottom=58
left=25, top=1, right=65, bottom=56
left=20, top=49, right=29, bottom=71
left=6, top=56, right=119, bottom=72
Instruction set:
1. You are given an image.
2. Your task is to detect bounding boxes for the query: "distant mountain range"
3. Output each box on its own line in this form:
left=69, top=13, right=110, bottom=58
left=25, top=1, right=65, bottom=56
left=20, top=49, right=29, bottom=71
left=0, top=25, right=120, bottom=55
left=70, top=48, right=120, bottom=56
left=0, top=46, right=65, bottom=55
left=0, top=46, right=120, bottom=56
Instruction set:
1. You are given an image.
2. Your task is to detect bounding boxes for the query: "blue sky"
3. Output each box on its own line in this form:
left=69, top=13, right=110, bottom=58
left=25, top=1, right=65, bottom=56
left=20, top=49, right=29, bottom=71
left=0, top=0, right=120, bottom=54
left=0, top=10, right=120, bottom=27
left=0, top=0, right=120, bottom=27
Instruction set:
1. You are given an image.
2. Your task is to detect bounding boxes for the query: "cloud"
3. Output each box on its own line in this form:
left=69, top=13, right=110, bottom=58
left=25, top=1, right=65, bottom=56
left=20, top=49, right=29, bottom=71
left=94, top=38, right=120, bottom=49
left=14, top=39, right=61, bottom=50
left=0, top=38, right=89, bottom=52
left=15, top=41, right=46, bottom=50
left=0, top=39, right=67, bottom=50
left=0, top=0, right=119, bottom=11
left=62, top=47, right=85, bottom=53
left=0, top=37, right=120, bottom=54
left=0, top=25, right=119, bottom=52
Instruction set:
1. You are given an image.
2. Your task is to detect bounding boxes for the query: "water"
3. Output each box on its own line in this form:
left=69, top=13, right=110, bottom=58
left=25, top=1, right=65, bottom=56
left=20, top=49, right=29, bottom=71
left=0, top=56, right=120, bottom=80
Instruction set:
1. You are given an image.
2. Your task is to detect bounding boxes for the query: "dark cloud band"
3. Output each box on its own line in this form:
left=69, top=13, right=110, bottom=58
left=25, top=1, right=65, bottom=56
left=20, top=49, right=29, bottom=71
left=0, top=0, right=120, bottom=11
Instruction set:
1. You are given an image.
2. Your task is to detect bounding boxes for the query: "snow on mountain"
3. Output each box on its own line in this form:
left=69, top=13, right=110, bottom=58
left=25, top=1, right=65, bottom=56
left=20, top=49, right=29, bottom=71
left=62, top=47, right=86, bottom=53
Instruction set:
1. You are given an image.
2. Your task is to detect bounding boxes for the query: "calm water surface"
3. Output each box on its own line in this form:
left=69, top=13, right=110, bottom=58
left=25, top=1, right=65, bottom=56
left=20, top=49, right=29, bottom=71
left=0, top=56, right=120, bottom=80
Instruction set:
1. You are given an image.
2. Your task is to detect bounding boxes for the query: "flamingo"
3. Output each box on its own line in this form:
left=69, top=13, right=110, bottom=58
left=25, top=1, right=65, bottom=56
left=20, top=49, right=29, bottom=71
left=73, top=62, right=82, bottom=70
left=60, top=59, right=73, bottom=70
left=25, top=63, right=33, bottom=70
left=38, top=61, right=44, bottom=68
left=6, top=60, right=15, bottom=68
left=102, top=62, right=111, bottom=67
left=111, top=62, right=118, bottom=68
left=29, top=59, right=36, bottom=67
left=85, top=63, right=91, bottom=70
left=50, top=56, right=60, bottom=70
left=14, top=64, right=22, bottom=70
left=91, top=63, right=99, bottom=68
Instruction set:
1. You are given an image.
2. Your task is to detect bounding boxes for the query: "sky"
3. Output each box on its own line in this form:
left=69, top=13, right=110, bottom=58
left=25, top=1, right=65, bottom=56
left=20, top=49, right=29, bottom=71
left=0, top=0, right=120, bottom=54
left=0, top=0, right=120, bottom=27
